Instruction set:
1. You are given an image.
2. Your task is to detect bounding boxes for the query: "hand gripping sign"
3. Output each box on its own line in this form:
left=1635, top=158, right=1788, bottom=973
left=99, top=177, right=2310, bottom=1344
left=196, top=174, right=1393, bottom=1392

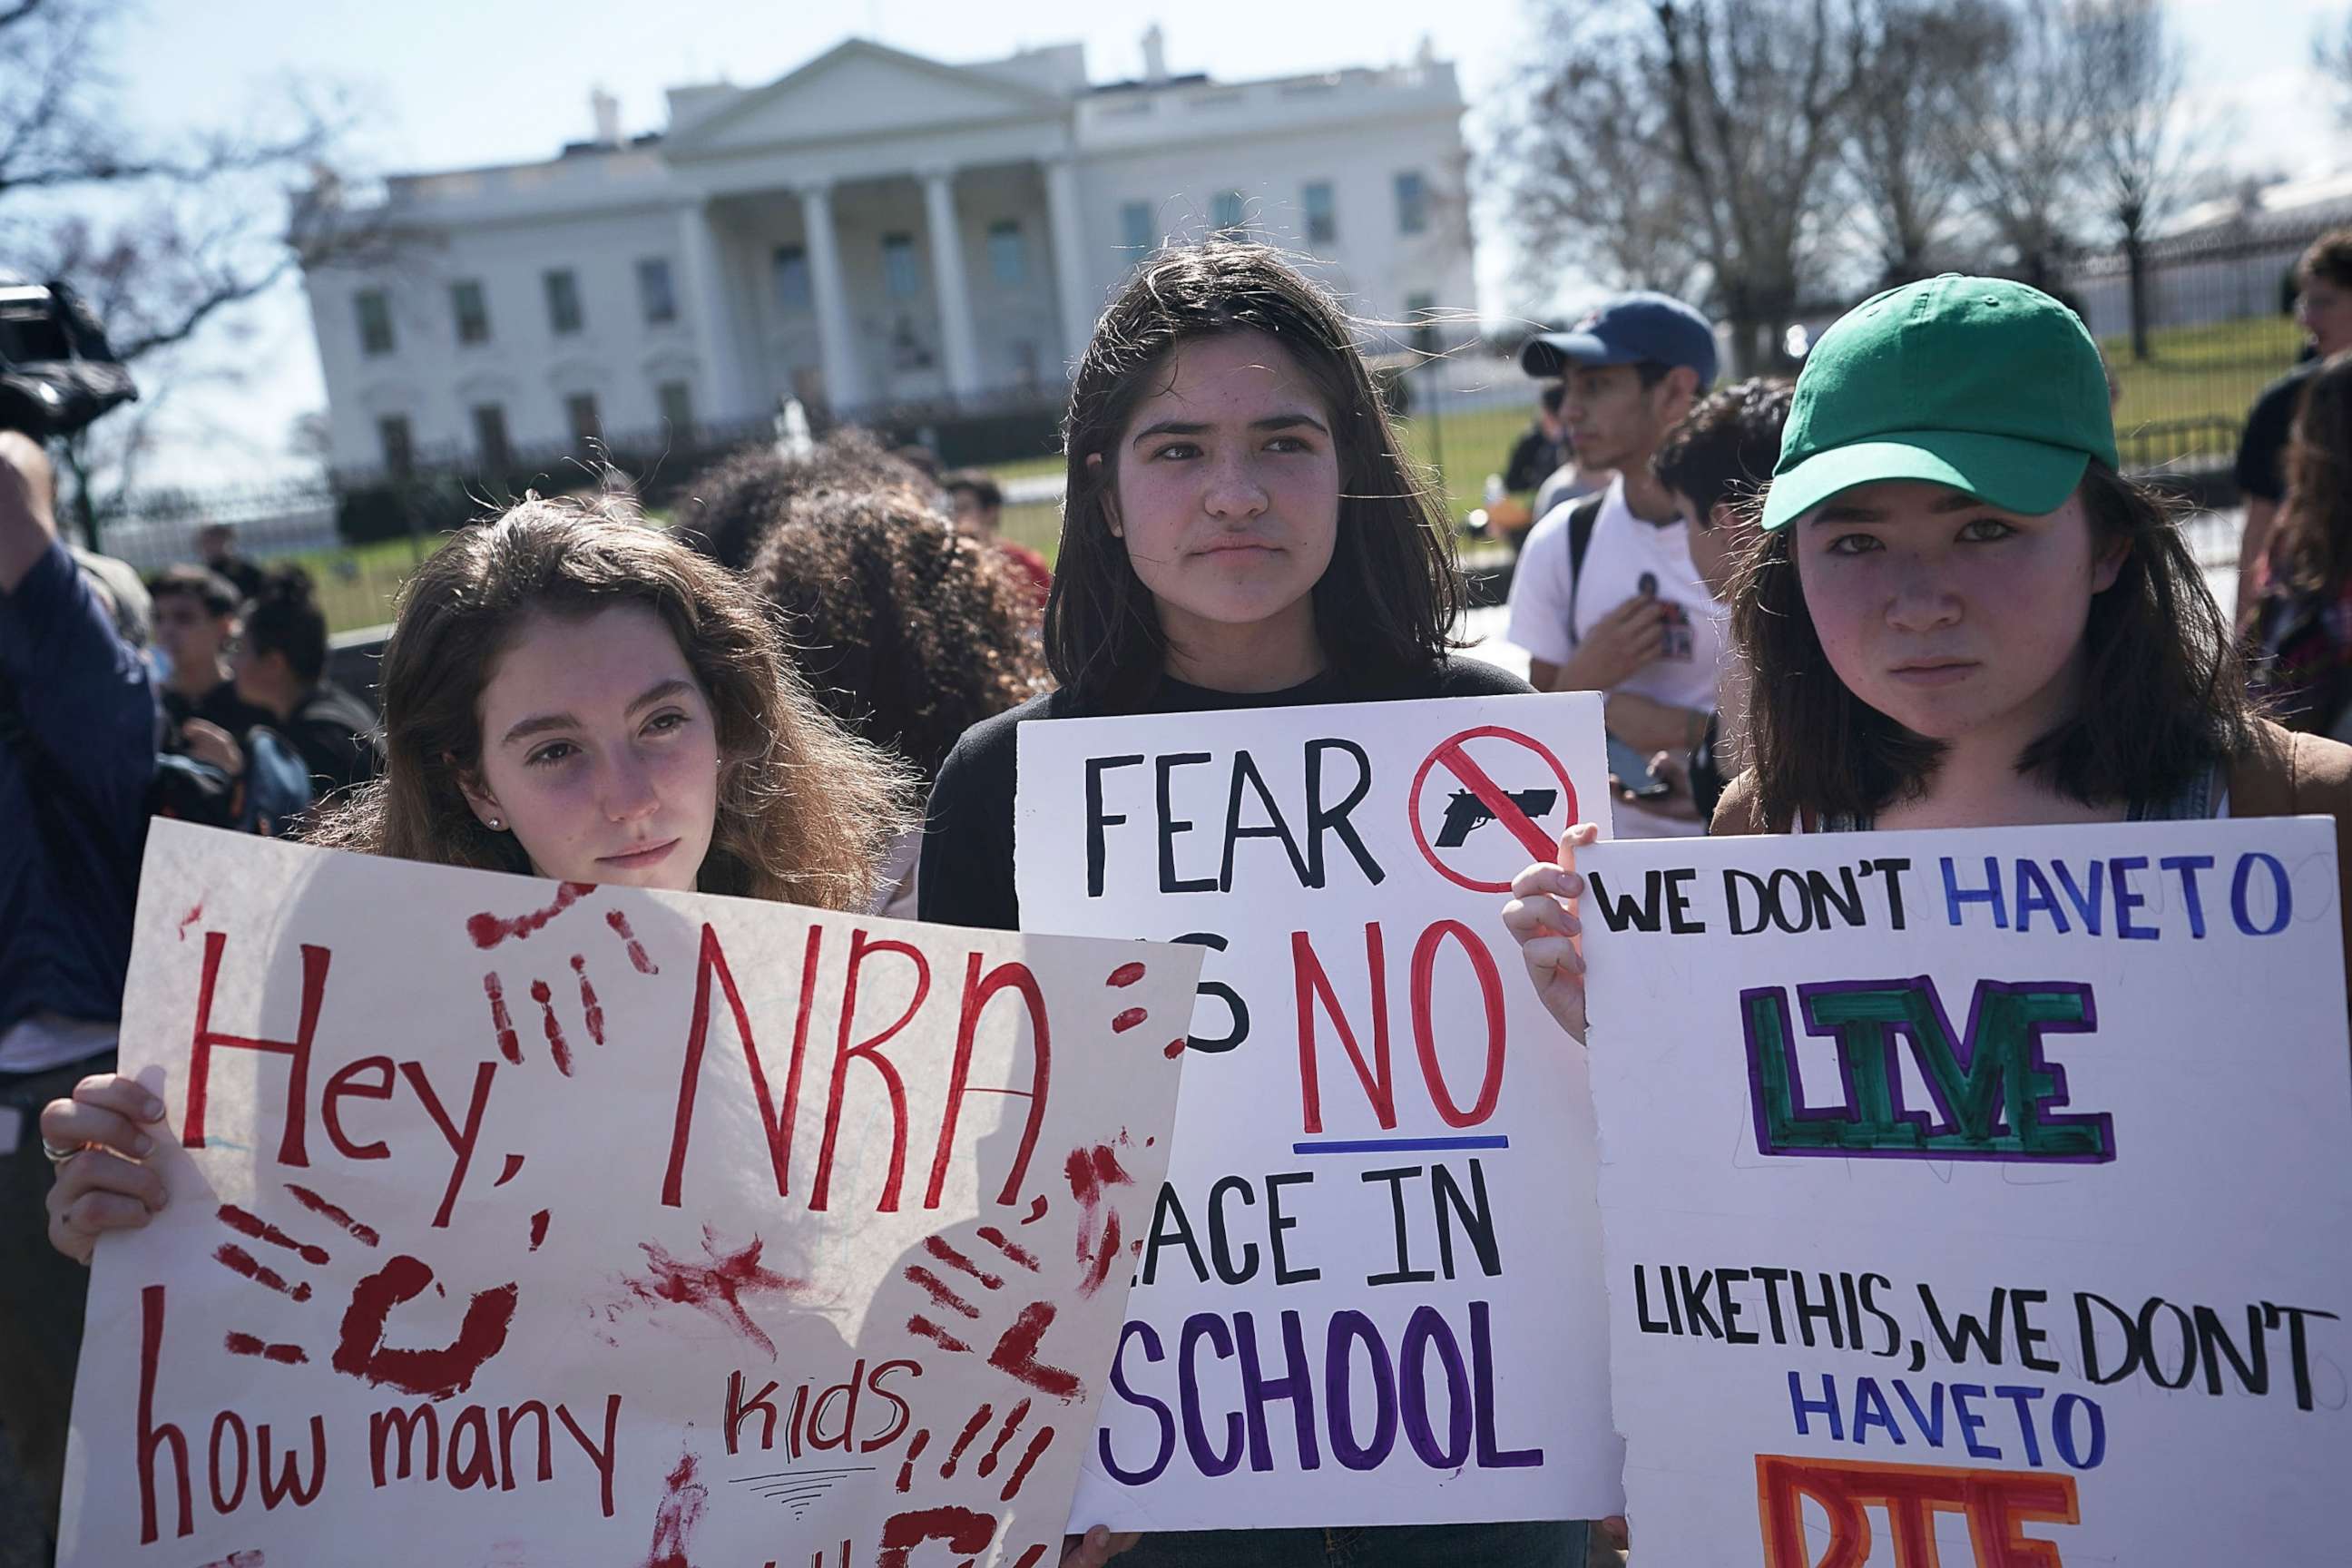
left=1576, top=818, right=2352, bottom=1565
left=1014, top=692, right=1623, bottom=1532
left=60, top=820, right=1200, bottom=1567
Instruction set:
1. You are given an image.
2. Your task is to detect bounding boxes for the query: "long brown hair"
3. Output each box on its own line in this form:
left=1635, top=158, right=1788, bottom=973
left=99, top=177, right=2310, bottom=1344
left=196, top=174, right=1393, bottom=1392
left=2266, top=351, right=2352, bottom=598
left=1047, top=241, right=1465, bottom=706
left=1732, top=466, right=2259, bottom=827
left=308, top=495, right=914, bottom=909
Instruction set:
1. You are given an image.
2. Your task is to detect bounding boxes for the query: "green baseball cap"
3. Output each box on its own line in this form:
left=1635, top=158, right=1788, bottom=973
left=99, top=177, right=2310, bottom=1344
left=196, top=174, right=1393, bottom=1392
left=1760, top=275, right=2119, bottom=531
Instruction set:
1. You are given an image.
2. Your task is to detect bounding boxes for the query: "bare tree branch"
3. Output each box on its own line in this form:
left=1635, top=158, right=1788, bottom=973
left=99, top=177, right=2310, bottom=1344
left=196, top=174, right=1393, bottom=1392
left=2317, top=10, right=2352, bottom=124
left=1841, top=0, right=2008, bottom=286
left=1959, top=0, right=2096, bottom=291
left=0, top=0, right=380, bottom=537
left=2077, top=0, right=2213, bottom=358
left=1498, top=0, right=1868, bottom=375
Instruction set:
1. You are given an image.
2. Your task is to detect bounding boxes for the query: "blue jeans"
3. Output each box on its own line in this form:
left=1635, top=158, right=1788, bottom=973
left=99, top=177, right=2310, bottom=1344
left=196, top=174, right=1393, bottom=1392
left=1117, top=1521, right=1591, bottom=1568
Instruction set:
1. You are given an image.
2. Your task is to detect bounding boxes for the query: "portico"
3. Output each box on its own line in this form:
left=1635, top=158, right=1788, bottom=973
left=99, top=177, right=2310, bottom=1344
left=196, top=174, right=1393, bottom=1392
left=662, top=43, right=1097, bottom=420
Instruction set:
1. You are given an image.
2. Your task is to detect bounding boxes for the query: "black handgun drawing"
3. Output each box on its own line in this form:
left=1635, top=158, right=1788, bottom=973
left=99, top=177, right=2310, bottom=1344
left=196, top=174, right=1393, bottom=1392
left=1434, top=788, right=1557, bottom=848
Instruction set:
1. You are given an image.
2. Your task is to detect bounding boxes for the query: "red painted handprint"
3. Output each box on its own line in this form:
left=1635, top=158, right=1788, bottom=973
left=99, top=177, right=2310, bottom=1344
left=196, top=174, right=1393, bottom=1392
left=211, top=1182, right=547, bottom=1401
left=901, top=1230, right=1083, bottom=1402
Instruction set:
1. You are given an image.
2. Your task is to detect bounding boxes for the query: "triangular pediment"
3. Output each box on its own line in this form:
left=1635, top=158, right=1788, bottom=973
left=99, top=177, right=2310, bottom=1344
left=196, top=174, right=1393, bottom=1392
left=665, top=41, right=1065, bottom=156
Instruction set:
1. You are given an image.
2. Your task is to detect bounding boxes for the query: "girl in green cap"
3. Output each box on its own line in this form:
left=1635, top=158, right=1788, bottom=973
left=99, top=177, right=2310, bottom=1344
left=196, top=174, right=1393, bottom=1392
left=1504, top=275, right=2352, bottom=1041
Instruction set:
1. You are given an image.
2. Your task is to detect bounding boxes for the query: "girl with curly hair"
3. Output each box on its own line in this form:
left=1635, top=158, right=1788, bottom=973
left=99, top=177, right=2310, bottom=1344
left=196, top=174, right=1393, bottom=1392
left=749, top=486, right=1048, bottom=916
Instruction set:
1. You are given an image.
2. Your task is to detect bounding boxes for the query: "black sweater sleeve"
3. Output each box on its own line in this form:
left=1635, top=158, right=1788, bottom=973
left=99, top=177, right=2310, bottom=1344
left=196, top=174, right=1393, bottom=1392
left=916, top=697, right=1034, bottom=933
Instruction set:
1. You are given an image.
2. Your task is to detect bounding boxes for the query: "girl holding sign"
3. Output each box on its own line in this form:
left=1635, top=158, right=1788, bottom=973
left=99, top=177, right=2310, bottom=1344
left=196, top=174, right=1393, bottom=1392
left=920, top=245, right=1583, bottom=1565
left=39, top=495, right=1152, bottom=1567
left=1504, top=276, right=2352, bottom=1037
left=41, top=495, right=915, bottom=1252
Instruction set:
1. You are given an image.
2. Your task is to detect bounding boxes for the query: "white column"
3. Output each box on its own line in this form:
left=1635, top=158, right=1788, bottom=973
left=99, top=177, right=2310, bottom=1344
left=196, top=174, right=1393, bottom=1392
left=797, top=178, right=863, bottom=413
left=676, top=201, right=745, bottom=423
left=919, top=164, right=983, bottom=398
left=1042, top=152, right=1097, bottom=377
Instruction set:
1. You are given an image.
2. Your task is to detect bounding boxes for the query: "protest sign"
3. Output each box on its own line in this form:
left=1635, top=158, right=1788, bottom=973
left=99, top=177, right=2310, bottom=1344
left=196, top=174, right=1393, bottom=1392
left=1577, top=818, right=2352, bottom=1563
left=60, top=819, right=1200, bottom=1567
left=1014, top=693, right=1624, bottom=1530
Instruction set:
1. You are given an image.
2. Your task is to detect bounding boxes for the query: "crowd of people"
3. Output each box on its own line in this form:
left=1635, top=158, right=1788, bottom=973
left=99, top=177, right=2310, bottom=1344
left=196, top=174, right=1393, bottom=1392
left=5, top=224, right=2352, bottom=1565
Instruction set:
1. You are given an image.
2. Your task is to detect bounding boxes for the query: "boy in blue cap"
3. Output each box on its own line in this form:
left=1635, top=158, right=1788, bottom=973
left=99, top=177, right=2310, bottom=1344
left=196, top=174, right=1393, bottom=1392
left=1504, top=291, right=1721, bottom=838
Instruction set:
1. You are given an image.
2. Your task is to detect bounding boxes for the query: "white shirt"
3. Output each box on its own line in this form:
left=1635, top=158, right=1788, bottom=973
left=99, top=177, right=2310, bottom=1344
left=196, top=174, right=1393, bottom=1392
left=1504, top=475, right=1730, bottom=840
left=1531, top=461, right=1605, bottom=526
left=0, top=1011, right=117, bottom=1076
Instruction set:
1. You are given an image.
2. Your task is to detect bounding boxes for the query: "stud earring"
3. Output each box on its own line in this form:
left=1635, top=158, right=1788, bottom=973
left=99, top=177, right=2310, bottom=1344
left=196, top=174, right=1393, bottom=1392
left=486, top=816, right=504, bottom=830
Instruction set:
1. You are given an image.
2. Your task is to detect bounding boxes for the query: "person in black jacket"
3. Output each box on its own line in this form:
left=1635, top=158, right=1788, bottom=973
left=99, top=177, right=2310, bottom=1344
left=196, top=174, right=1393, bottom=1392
left=919, top=242, right=1583, bottom=1568
left=222, top=566, right=378, bottom=808
left=147, top=564, right=273, bottom=736
left=2233, top=228, right=2352, bottom=622
left=1502, top=380, right=1569, bottom=494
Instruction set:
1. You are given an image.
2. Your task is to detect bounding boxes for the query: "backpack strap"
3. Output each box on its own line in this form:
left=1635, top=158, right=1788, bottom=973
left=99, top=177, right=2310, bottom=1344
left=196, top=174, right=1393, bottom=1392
left=1563, top=493, right=1606, bottom=650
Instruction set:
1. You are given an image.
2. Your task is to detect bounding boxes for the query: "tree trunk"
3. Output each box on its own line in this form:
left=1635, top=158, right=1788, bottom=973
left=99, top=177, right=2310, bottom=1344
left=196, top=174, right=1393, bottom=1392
left=2123, top=224, right=2151, bottom=363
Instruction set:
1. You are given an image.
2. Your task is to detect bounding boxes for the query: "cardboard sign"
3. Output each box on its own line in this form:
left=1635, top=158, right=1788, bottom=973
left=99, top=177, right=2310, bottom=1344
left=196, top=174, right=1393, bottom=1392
left=1577, top=818, right=2352, bottom=1564
left=60, top=819, right=1201, bottom=1566
left=1014, top=693, right=1624, bottom=1530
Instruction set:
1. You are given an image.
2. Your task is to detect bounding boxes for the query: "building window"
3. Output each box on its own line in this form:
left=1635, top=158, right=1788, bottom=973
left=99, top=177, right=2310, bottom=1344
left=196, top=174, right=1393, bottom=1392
left=356, top=290, right=394, bottom=357
left=564, top=392, right=601, bottom=446
left=472, top=404, right=512, bottom=470
left=1120, top=201, right=1153, bottom=255
left=377, top=414, right=414, bottom=475
left=772, top=246, right=812, bottom=313
left=1303, top=181, right=1337, bottom=245
left=1406, top=290, right=1439, bottom=354
left=451, top=280, right=490, bottom=346
left=880, top=233, right=920, bottom=300
left=636, top=259, right=677, bottom=326
left=1210, top=190, right=1246, bottom=234
left=657, top=379, right=694, bottom=436
left=544, top=269, right=583, bottom=335
left=986, top=220, right=1027, bottom=287
left=1395, top=172, right=1428, bottom=236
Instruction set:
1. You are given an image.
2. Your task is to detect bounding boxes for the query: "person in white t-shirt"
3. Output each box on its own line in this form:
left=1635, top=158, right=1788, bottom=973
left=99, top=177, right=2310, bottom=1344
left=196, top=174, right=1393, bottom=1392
left=1504, top=292, right=1722, bottom=837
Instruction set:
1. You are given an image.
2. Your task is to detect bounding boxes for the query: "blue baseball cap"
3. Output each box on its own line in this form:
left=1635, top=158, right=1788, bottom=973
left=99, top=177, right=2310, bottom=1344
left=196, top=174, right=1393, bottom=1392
left=1520, top=292, right=1719, bottom=390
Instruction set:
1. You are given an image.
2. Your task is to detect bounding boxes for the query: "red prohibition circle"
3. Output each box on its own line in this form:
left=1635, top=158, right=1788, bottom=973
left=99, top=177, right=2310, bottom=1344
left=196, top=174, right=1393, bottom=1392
left=1407, top=724, right=1580, bottom=894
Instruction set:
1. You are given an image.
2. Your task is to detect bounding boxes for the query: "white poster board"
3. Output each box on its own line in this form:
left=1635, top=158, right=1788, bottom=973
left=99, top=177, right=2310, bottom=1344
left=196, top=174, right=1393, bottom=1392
left=1578, top=818, right=2352, bottom=1563
left=1015, top=692, right=1624, bottom=1530
left=62, top=819, right=1200, bottom=1566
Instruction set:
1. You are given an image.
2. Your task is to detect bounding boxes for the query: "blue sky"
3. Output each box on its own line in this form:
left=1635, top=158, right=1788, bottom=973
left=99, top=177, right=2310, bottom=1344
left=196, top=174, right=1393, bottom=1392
left=88, top=0, right=2351, bottom=484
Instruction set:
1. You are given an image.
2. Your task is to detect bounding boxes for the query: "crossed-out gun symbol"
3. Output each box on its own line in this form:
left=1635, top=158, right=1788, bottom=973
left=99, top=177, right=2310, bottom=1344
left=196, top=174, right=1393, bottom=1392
left=1434, top=788, right=1557, bottom=848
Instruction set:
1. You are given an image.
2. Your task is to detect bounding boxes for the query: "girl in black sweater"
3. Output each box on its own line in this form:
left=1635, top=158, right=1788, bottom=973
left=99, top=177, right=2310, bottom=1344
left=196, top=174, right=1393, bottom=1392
left=920, top=243, right=1577, bottom=1568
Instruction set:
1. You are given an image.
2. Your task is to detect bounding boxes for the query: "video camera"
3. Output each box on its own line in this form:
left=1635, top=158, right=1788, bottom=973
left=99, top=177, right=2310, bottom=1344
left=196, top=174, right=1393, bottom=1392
left=0, top=279, right=137, bottom=438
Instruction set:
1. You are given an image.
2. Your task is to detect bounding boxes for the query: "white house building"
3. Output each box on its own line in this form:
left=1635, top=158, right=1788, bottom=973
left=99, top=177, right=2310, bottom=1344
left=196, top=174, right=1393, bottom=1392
left=299, top=31, right=1478, bottom=477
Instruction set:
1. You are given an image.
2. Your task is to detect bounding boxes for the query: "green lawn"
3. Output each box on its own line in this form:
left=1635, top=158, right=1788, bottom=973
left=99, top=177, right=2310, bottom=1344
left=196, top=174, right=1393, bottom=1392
left=298, top=534, right=440, bottom=636
left=1396, top=397, right=1542, bottom=521
left=987, top=454, right=1066, bottom=485
left=2101, top=313, right=2303, bottom=471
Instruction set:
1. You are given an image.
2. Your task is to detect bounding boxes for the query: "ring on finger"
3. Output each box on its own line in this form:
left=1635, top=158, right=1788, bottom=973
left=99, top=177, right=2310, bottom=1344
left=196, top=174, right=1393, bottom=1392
left=41, top=1139, right=87, bottom=1166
